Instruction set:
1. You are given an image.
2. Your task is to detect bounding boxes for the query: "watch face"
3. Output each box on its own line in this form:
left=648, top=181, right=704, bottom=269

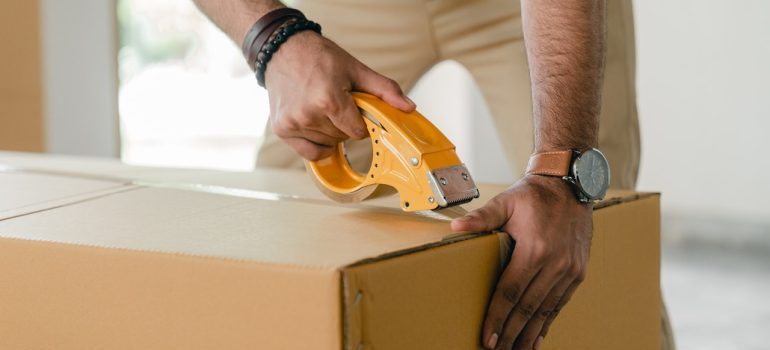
left=572, top=148, right=610, bottom=200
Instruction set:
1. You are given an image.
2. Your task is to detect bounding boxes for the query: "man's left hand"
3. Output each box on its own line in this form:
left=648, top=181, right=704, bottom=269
left=451, top=174, right=593, bottom=350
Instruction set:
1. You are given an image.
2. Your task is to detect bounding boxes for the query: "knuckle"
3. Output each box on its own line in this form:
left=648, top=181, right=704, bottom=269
left=536, top=308, right=552, bottom=320
left=272, top=115, right=300, bottom=137
left=570, top=265, right=582, bottom=277
left=272, top=121, right=291, bottom=138
left=302, top=146, right=326, bottom=161
left=554, top=258, right=571, bottom=275
left=295, top=112, right=318, bottom=128
left=384, top=78, right=401, bottom=91
left=514, top=303, right=536, bottom=320
left=531, top=239, right=547, bottom=254
left=570, top=262, right=586, bottom=279
left=337, top=115, right=366, bottom=136
left=315, top=95, right=339, bottom=113
left=550, top=293, right=565, bottom=306
left=552, top=305, right=563, bottom=316
left=502, top=286, right=522, bottom=304
left=575, top=269, right=588, bottom=283
left=531, top=243, right=551, bottom=263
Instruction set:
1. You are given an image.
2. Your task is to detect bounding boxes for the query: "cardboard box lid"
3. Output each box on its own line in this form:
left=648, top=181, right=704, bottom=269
left=0, top=185, right=477, bottom=269
left=0, top=170, right=131, bottom=220
left=0, top=150, right=345, bottom=200
left=0, top=150, right=641, bottom=212
left=0, top=164, right=647, bottom=270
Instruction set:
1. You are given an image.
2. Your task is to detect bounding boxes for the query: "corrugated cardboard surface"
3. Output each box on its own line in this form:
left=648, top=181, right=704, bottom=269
left=0, top=171, right=131, bottom=220
left=339, top=195, right=660, bottom=350
left=0, top=4, right=44, bottom=152
left=0, top=238, right=341, bottom=350
left=0, top=151, right=516, bottom=209
left=0, top=186, right=464, bottom=268
left=0, top=156, right=660, bottom=349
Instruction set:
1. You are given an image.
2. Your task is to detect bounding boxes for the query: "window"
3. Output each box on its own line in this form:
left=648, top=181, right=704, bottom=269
left=118, top=0, right=267, bottom=171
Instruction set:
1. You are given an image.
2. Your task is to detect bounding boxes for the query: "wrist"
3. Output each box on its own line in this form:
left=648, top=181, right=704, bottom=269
left=264, top=30, right=323, bottom=82
left=241, top=7, right=317, bottom=74
left=533, top=143, right=596, bottom=154
left=526, top=148, right=610, bottom=203
left=257, top=21, right=322, bottom=87
left=522, top=174, right=575, bottom=200
left=235, top=3, right=287, bottom=45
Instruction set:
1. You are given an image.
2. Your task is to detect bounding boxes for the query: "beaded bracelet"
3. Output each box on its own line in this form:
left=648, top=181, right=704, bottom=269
left=254, top=19, right=322, bottom=88
left=241, top=8, right=306, bottom=71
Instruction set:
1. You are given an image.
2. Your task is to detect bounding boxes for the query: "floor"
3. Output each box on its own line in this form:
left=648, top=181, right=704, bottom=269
left=661, top=214, right=770, bottom=350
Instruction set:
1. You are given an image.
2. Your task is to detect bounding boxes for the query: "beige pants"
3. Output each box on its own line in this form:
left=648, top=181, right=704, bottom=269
left=256, top=0, right=640, bottom=190
left=257, top=0, right=671, bottom=347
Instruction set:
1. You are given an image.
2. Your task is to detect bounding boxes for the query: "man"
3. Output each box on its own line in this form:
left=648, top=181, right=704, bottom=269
left=194, top=1, right=671, bottom=349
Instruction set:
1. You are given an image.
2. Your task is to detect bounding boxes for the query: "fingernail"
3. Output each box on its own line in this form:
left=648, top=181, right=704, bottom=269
left=405, top=95, right=416, bottom=108
left=486, top=333, right=498, bottom=349
left=456, top=215, right=473, bottom=222
left=534, top=336, right=544, bottom=350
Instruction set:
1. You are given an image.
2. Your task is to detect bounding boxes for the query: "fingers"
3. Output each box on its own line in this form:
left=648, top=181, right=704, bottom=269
left=539, top=278, right=581, bottom=339
left=282, top=137, right=336, bottom=161
left=512, top=271, right=573, bottom=350
left=273, top=92, right=364, bottom=161
left=451, top=194, right=512, bottom=233
left=353, top=65, right=416, bottom=112
left=329, top=92, right=368, bottom=140
left=492, top=270, right=555, bottom=350
left=481, top=244, right=539, bottom=349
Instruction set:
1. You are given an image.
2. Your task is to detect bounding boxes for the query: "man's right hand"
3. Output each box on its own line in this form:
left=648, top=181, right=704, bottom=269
left=264, top=31, right=416, bottom=160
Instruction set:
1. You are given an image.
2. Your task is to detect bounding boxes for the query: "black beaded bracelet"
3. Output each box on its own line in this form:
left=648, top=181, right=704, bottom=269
left=255, top=19, right=322, bottom=88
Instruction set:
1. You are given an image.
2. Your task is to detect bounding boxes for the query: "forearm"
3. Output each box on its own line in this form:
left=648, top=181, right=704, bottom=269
left=193, top=0, right=285, bottom=44
left=522, top=0, right=606, bottom=152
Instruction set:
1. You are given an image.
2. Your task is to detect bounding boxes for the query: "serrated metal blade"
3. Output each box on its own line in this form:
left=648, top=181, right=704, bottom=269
left=414, top=205, right=469, bottom=221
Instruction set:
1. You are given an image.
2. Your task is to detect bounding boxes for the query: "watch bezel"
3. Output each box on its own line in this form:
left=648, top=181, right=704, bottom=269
left=570, top=148, right=610, bottom=202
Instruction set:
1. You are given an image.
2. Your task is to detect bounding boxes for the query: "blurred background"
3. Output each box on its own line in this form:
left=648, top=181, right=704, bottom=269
left=1, top=0, right=768, bottom=348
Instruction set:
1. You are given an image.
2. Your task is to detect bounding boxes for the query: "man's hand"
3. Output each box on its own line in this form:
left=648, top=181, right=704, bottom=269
left=265, top=31, right=415, bottom=160
left=451, top=175, right=592, bottom=350
left=192, top=0, right=415, bottom=161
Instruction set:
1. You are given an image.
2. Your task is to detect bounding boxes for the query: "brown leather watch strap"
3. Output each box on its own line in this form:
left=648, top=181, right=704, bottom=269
left=525, top=150, right=574, bottom=177
left=241, top=8, right=306, bottom=71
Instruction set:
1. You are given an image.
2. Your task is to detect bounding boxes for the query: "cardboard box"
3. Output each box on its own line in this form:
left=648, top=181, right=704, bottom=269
left=0, top=154, right=660, bottom=350
left=0, top=3, right=44, bottom=152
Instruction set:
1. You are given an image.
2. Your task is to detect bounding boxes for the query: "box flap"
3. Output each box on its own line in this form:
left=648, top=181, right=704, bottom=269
left=0, top=151, right=651, bottom=212
left=0, top=183, right=654, bottom=272
left=0, top=151, right=323, bottom=199
left=0, top=170, right=132, bottom=220
left=0, top=186, right=466, bottom=269
left=0, top=152, right=656, bottom=270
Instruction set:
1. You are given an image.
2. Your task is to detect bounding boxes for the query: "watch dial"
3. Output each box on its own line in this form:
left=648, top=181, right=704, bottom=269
left=573, top=149, right=610, bottom=199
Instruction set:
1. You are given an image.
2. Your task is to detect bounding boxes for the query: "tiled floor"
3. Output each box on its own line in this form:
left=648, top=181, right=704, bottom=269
left=661, top=215, right=770, bottom=350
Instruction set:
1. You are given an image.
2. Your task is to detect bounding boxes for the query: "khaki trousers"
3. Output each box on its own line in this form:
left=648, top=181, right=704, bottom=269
left=256, top=0, right=640, bottom=190
left=256, top=0, right=672, bottom=348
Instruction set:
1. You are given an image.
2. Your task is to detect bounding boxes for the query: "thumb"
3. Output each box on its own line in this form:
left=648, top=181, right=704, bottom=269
left=353, top=66, right=416, bottom=112
left=450, top=196, right=511, bottom=234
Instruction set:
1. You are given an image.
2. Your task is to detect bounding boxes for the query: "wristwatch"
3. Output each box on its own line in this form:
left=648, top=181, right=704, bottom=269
left=525, top=148, right=610, bottom=203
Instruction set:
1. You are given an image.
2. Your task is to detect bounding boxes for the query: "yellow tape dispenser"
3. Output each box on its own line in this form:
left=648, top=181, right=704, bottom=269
left=305, top=92, right=480, bottom=213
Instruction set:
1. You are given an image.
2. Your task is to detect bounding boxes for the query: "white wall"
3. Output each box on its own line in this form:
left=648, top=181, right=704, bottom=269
left=634, top=0, right=770, bottom=222
left=415, top=1, right=770, bottom=223
left=40, top=0, right=119, bottom=157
